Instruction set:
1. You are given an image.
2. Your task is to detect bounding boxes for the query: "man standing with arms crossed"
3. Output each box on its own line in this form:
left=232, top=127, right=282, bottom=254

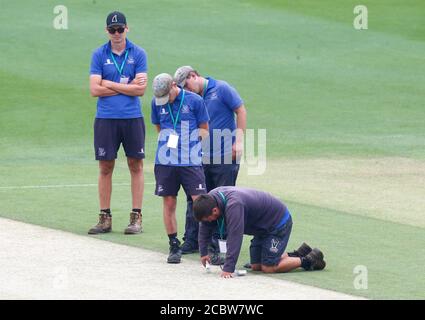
left=174, top=66, right=247, bottom=260
left=151, top=73, right=209, bottom=264
left=88, top=11, right=148, bottom=235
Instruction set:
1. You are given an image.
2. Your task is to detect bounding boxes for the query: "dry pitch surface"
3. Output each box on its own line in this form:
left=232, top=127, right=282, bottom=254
left=0, top=217, right=362, bottom=300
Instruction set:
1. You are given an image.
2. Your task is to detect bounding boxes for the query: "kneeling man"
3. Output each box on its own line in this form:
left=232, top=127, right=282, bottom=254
left=193, top=187, right=326, bottom=278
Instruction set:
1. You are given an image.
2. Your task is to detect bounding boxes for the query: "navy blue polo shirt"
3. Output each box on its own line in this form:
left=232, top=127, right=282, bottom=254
left=199, top=187, right=289, bottom=273
left=90, top=39, right=148, bottom=119
left=151, top=89, right=210, bottom=166
left=202, top=77, right=243, bottom=164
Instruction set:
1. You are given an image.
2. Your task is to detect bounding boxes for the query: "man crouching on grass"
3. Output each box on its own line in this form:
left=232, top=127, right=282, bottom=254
left=193, top=186, right=326, bottom=278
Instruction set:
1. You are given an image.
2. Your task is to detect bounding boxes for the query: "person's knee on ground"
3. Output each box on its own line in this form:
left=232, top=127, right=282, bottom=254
left=260, top=254, right=303, bottom=273
left=251, top=264, right=262, bottom=271
left=261, top=265, right=278, bottom=273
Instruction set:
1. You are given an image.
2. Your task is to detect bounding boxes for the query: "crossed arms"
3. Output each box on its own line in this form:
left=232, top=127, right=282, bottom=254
left=90, top=73, right=148, bottom=97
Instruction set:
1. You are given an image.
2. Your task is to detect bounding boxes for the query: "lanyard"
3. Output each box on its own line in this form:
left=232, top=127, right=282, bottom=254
left=202, top=79, right=208, bottom=98
left=110, top=49, right=129, bottom=76
left=167, top=90, right=186, bottom=131
left=217, top=191, right=227, bottom=239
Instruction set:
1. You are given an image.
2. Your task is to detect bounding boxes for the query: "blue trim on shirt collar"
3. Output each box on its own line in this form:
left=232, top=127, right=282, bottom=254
left=205, top=77, right=216, bottom=93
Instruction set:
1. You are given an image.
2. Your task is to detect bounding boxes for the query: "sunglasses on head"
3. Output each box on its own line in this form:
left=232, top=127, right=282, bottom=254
left=108, top=26, right=125, bottom=34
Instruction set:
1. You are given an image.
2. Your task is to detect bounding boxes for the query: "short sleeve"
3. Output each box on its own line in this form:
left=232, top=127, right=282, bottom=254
left=90, top=50, right=103, bottom=76
left=194, top=97, right=210, bottom=125
left=151, top=99, right=160, bottom=125
left=219, top=83, right=243, bottom=111
left=135, top=48, right=148, bottom=74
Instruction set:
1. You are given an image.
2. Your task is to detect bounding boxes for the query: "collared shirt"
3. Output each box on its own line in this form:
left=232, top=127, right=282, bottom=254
left=198, top=187, right=289, bottom=273
left=202, top=77, right=243, bottom=164
left=90, top=39, right=148, bottom=119
left=151, top=90, right=210, bottom=166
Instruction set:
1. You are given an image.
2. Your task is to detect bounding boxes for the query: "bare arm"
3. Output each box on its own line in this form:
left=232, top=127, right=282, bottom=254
left=90, top=75, right=118, bottom=97
left=198, top=122, right=209, bottom=141
left=235, top=104, right=247, bottom=135
left=155, top=124, right=161, bottom=133
left=102, top=73, right=148, bottom=97
left=233, top=105, right=247, bottom=159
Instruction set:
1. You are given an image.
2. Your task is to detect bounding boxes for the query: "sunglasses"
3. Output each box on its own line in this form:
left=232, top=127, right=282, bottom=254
left=107, top=27, right=125, bottom=34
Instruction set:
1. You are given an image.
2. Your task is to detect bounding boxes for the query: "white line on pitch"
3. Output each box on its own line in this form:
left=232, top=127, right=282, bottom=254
left=0, top=182, right=156, bottom=190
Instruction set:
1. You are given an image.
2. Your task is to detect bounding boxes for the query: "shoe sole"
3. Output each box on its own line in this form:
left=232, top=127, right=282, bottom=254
left=310, top=248, right=324, bottom=260
left=124, top=229, right=143, bottom=235
left=88, top=229, right=111, bottom=235
left=181, top=249, right=199, bottom=255
left=314, top=259, right=326, bottom=270
left=309, top=248, right=326, bottom=271
left=167, top=255, right=182, bottom=264
left=167, top=259, right=181, bottom=264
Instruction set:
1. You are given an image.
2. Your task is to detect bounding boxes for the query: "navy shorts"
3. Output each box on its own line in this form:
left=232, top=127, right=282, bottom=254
left=249, top=215, right=293, bottom=266
left=154, top=165, right=207, bottom=197
left=203, top=164, right=239, bottom=192
left=94, top=118, right=145, bottom=161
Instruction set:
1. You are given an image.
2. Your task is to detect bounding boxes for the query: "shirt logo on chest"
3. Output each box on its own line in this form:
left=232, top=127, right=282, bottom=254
left=181, top=105, right=190, bottom=114
left=127, top=56, right=135, bottom=64
left=160, top=108, right=169, bottom=115
left=209, top=92, right=218, bottom=100
left=104, top=59, right=114, bottom=65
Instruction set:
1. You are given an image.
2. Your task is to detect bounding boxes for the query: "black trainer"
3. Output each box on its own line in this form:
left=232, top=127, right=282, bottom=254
left=303, top=248, right=326, bottom=271
left=288, top=242, right=312, bottom=257
left=167, top=239, right=182, bottom=264
left=209, top=251, right=225, bottom=265
left=180, top=241, right=199, bottom=254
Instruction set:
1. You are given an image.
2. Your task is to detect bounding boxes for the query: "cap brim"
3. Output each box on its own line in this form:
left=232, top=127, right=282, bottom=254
left=155, top=95, right=170, bottom=106
left=107, top=23, right=126, bottom=27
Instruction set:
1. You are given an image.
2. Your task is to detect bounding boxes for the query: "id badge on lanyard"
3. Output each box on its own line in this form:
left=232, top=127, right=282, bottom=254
left=167, top=133, right=179, bottom=149
left=217, top=191, right=228, bottom=254
left=111, top=50, right=129, bottom=82
left=119, top=76, right=129, bottom=84
left=218, top=239, right=227, bottom=254
left=167, top=90, right=185, bottom=149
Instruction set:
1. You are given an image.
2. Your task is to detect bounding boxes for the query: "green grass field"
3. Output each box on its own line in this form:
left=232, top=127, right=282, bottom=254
left=1, top=0, right=424, bottom=299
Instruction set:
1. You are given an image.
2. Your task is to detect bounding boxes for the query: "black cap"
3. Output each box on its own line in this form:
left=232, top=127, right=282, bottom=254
left=106, top=11, right=126, bottom=27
